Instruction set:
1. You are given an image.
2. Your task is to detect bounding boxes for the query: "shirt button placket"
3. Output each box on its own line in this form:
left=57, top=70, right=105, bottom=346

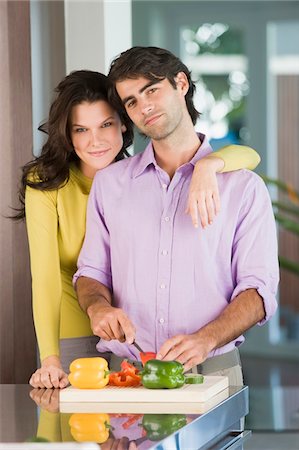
left=156, top=206, right=174, bottom=348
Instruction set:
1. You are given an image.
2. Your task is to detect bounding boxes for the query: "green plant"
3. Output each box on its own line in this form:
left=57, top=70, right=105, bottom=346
left=262, top=176, right=299, bottom=275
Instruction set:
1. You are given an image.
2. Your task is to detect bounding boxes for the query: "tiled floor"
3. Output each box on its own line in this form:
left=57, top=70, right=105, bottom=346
left=241, top=355, right=299, bottom=449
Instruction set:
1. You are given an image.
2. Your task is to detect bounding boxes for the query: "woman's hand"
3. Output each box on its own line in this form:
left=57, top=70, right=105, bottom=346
left=186, top=155, right=224, bottom=228
left=29, top=355, right=69, bottom=389
left=29, top=388, right=59, bottom=413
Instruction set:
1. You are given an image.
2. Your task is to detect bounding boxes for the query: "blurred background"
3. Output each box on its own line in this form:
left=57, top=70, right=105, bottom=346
left=0, top=0, right=299, bottom=446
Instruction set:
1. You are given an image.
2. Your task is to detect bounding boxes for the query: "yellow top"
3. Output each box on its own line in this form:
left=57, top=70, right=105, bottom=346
left=25, top=146, right=260, bottom=362
left=25, top=163, right=93, bottom=361
left=214, top=144, right=261, bottom=172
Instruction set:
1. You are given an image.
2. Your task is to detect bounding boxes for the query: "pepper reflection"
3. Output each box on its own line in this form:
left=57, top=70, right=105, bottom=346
left=69, top=413, right=111, bottom=443
left=141, top=414, right=187, bottom=441
left=29, top=388, right=188, bottom=447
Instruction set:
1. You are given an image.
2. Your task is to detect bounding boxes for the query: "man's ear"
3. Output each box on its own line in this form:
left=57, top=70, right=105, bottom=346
left=174, top=72, right=189, bottom=96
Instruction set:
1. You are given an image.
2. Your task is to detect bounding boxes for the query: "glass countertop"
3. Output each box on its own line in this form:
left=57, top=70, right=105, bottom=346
left=0, top=385, right=249, bottom=449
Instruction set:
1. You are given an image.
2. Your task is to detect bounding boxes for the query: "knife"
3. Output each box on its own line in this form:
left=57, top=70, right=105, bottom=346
left=132, top=341, right=145, bottom=353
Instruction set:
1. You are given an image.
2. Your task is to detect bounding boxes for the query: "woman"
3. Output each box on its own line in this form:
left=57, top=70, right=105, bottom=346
left=14, top=70, right=260, bottom=389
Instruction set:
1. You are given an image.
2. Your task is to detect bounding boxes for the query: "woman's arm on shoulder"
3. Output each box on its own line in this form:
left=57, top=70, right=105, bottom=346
left=211, top=145, right=261, bottom=172
left=187, top=145, right=261, bottom=228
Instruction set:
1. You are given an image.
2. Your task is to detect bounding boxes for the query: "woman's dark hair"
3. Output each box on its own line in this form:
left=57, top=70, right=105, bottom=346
left=13, top=70, right=133, bottom=220
left=108, top=46, right=200, bottom=125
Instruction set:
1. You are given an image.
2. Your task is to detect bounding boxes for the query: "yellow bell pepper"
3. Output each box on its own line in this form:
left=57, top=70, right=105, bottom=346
left=69, top=413, right=110, bottom=444
left=68, top=357, right=109, bottom=389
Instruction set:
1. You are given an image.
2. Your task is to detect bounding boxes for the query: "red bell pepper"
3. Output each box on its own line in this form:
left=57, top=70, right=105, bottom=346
left=140, top=352, right=157, bottom=366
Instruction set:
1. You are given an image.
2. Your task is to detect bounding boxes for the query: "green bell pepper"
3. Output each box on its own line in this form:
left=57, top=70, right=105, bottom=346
left=142, top=414, right=187, bottom=441
left=141, top=360, right=185, bottom=389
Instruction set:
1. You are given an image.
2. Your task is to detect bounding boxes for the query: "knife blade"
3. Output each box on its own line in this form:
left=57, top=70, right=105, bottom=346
left=132, top=341, right=145, bottom=353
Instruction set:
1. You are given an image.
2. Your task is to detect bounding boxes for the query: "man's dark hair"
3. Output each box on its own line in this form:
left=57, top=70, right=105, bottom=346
left=108, top=46, right=200, bottom=125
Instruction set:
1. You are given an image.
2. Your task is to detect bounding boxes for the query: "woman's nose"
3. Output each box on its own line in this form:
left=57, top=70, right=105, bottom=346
left=91, top=131, right=101, bottom=147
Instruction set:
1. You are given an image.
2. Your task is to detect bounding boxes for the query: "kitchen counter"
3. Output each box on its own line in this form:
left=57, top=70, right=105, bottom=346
left=0, top=384, right=250, bottom=449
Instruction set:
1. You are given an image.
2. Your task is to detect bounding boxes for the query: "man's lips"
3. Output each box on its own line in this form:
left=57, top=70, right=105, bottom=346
left=144, top=114, right=163, bottom=126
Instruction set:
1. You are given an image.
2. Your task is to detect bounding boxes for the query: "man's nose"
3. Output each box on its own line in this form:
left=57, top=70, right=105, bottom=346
left=140, top=100, right=154, bottom=115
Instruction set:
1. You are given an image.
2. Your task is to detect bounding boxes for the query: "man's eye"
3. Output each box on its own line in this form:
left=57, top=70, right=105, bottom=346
left=126, top=100, right=136, bottom=108
left=148, top=87, right=158, bottom=94
left=75, top=128, right=86, bottom=133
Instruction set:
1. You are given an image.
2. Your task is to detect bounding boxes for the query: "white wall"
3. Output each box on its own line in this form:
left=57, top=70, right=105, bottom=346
left=64, top=0, right=132, bottom=74
left=30, top=0, right=66, bottom=156
left=30, top=0, right=132, bottom=156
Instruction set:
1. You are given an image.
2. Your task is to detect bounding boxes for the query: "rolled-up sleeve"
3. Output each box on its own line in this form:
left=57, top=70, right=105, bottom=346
left=230, top=174, right=279, bottom=323
left=73, top=175, right=112, bottom=289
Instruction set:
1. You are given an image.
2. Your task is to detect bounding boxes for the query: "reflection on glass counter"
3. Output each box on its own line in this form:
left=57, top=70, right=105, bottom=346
left=31, top=388, right=197, bottom=448
left=0, top=384, right=249, bottom=449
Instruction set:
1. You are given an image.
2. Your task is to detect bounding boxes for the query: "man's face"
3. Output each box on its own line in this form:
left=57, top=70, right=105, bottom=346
left=115, top=74, right=188, bottom=141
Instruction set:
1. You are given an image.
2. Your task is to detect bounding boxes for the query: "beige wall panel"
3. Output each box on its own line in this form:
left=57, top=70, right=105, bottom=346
left=0, top=1, right=36, bottom=382
left=277, top=75, right=299, bottom=318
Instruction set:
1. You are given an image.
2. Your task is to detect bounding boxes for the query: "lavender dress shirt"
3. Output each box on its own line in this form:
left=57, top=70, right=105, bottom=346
left=74, top=135, right=279, bottom=360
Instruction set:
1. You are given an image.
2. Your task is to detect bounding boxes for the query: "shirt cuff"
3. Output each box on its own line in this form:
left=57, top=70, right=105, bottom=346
left=73, top=268, right=112, bottom=291
left=231, top=281, right=278, bottom=325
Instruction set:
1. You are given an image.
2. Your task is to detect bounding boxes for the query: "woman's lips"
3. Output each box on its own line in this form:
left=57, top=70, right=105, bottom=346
left=88, top=149, right=110, bottom=157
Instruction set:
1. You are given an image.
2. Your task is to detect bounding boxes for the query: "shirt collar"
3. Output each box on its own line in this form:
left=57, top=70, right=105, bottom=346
left=132, top=141, right=158, bottom=178
left=189, top=133, right=213, bottom=166
left=132, top=132, right=213, bottom=178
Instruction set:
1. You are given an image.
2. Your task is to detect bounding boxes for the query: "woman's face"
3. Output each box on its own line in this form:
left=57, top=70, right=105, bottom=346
left=70, top=100, right=126, bottom=178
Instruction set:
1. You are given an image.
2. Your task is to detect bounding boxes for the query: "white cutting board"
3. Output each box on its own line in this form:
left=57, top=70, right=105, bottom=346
left=60, top=375, right=228, bottom=404
left=60, top=387, right=229, bottom=414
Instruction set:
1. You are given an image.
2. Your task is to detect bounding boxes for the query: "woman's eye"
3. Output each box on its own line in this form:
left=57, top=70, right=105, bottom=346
left=74, top=127, right=86, bottom=133
left=102, top=122, right=112, bottom=128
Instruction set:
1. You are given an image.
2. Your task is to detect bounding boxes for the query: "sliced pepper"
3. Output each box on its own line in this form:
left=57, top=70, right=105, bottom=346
left=141, top=360, right=185, bottom=389
left=142, top=414, right=187, bottom=441
left=184, top=373, right=204, bottom=384
left=69, top=413, right=110, bottom=444
left=109, top=373, right=140, bottom=387
left=109, top=360, right=141, bottom=387
left=120, top=360, right=141, bottom=380
left=68, top=357, right=109, bottom=389
left=140, top=352, right=157, bottom=366
left=122, top=414, right=143, bottom=429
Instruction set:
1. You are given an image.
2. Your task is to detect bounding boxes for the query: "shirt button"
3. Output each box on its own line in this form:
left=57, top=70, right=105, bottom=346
left=159, top=318, right=165, bottom=324
left=164, top=216, right=170, bottom=222
left=160, top=283, right=166, bottom=289
left=162, top=183, right=168, bottom=189
left=161, top=249, right=168, bottom=256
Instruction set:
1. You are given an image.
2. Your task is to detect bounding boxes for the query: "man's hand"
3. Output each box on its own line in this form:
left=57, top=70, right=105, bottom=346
left=157, top=289, right=265, bottom=372
left=156, top=332, right=214, bottom=372
left=29, top=355, right=69, bottom=389
left=101, top=437, right=138, bottom=450
left=87, top=302, right=136, bottom=344
left=76, top=277, right=136, bottom=344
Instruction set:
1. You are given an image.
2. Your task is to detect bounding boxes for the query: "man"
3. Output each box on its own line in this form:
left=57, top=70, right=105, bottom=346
left=73, top=47, right=279, bottom=385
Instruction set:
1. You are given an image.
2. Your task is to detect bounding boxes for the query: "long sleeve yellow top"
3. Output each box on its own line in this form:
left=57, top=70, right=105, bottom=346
left=25, top=146, right=260, bottom=362
left=25, top=163, right=93, bottom=361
